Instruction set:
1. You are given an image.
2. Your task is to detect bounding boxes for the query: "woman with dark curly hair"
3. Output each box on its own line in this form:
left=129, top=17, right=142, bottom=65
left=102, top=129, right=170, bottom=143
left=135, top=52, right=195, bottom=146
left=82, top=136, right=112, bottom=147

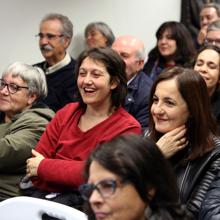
left=143, top=21, right=196, bottom=81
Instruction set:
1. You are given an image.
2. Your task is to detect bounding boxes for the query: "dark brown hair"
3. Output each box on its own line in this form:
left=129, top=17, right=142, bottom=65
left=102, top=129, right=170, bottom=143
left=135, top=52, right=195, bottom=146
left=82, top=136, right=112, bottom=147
left=74, top=47, right=127, bottom=108
left=149, top=67, right=218, bottom=160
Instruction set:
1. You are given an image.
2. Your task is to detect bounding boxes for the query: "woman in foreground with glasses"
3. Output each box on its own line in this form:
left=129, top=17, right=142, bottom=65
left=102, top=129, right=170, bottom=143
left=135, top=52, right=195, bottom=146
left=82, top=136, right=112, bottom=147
left=80, top=135, right=190, bottom=220
left=194, top=44, right=220, bottom=131
left=0, top=62, right=54, bottom=201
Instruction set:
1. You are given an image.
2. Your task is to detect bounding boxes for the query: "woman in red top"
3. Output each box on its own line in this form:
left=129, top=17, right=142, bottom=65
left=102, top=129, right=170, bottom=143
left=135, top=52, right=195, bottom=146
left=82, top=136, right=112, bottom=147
left=22, top=47, right=141, bottom=207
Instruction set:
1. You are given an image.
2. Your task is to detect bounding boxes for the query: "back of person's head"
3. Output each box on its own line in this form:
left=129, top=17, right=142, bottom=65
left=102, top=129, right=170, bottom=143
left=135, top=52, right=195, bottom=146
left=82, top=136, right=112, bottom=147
left=85, top=22, right=115, bottom=47
left=149, top=66, right=217, bottom=160
left=2, top=62, right=48, bottom=101
left=149, top=21, right=196, bottom=66
left=40, top=13, right=73, bottom=39
left=75, top=47, right=127, bottom=108
left=82, top=134, right=189, bottom=220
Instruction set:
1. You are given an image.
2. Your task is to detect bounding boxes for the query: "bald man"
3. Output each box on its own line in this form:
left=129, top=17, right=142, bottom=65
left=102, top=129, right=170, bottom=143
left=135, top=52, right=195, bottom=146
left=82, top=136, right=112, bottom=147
left=112, top=35, right=153, bottom=129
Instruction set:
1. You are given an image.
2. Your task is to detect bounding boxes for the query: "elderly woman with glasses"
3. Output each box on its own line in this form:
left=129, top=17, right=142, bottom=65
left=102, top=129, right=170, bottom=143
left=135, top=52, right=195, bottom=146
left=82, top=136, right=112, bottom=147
left=0, top=61, right=54, bottom=201
left=80, top=135, right=190, bottom=220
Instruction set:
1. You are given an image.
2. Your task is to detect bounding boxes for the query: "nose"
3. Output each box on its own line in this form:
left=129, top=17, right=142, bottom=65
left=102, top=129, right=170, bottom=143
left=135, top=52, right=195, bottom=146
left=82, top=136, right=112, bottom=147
left=89, top=189, right=103, bottom=204
left=83, top=74, right=93, bottom=84
left=153, top=103, right=164, bottom=115
left=0, top=85, right=9, bottom=95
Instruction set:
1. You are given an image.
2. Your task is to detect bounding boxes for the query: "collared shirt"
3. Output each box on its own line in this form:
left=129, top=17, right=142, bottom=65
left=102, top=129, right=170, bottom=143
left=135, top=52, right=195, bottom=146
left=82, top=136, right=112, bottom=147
left=127, top=74, right=137, bottom=85
left=44, top=53, right=71, bottom=75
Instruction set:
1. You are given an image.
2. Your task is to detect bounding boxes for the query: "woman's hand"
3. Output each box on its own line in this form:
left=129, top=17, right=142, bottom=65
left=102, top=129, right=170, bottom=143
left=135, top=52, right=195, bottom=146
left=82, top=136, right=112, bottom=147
left=156, top=125, right=188, bottom=158
left=26, top=149, right=45, bottom=177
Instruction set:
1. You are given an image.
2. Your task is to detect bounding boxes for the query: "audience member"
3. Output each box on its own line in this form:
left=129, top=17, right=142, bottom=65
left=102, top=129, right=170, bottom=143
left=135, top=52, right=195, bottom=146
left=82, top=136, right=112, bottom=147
left=143, top=21, right=196, bottom=81
left=22, top=47, right=141, bottom=208
left=197, top=3, right=220, bottom=46
left=205, top=19, right=220, bottom=48
left=0, top=62, right=54, bottom=201
left=80, top=135, right=191, bottom=220
left=85, top=22, right=115, bottom=48
left=144, top=66, right=220, bottom=218
left=34, top=13, right=77, bottom=112
left=112, top=35, right=153, bottom=129
left=194, top=44, right=220, bottom=131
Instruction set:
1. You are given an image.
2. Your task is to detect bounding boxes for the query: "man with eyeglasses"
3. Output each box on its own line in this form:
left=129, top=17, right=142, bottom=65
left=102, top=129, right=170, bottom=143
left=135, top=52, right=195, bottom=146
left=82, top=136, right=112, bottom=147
left=34, top=13, right=77, bottom=112
left=205, top=19, right=220, bottom=48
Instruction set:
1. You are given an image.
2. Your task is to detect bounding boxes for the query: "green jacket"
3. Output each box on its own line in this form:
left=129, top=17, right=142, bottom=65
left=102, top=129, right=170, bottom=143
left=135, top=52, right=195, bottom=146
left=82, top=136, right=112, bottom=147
left=0, top=105, right=54, bottom=200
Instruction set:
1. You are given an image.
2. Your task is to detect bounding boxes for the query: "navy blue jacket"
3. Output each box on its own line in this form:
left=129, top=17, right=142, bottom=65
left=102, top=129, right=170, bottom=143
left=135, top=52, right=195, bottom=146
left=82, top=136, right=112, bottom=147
left=125, top=71, right=153, bottom=129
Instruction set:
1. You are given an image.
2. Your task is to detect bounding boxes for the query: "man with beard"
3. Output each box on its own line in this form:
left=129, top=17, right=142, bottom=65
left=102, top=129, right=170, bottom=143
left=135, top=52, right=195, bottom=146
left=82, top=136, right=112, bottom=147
left=35, top=13, right=77, bottom=112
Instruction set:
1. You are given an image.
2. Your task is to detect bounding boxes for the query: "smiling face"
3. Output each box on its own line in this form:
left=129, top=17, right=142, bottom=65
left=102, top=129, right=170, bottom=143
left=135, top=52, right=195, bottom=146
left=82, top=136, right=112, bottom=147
left=157, top=29, right=177, bottom=59
left=0, top=73, right=36, bottom=120
left=39, top=19, right=70, bottom=65
left=151, top=78, right=189, bottom=134
left=77, top=57, right=117, bottom=110
left=86, top=28, right=108, bottom=49
left=88, top=160, right=146, bottom=220
left=194, top=49, right=220, bottom=96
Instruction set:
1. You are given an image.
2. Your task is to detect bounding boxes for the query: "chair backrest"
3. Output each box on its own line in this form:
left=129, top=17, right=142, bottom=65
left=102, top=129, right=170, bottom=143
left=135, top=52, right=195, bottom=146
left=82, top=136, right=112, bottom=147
left=0, top=196, right=87, bottom=220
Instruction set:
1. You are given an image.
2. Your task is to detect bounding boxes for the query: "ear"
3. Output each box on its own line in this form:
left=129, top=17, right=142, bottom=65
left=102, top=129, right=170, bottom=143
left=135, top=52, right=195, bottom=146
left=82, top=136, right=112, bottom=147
left=137, top=59, right=145, bottom=70
left=110, top=77, right=119, bottom=90
left=27, top=93, right=37, bottom=105
left=62, top=37, right=71, bottom=49
left=147, top=187, right=156, bottom=201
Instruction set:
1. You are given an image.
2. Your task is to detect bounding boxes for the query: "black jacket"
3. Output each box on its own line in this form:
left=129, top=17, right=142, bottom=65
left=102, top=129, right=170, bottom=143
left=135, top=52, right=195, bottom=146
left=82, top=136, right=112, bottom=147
left=172, top=138, right=220, bottom=219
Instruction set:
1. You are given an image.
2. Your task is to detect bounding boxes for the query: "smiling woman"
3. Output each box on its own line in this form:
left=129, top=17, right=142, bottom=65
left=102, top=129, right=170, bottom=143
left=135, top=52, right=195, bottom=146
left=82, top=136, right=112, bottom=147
left=144, top=66, right=220, bottom=218
left=0, top=61, right=54, bottom=201
left=22, top=47, right=141, bottom=208
left=194, top=44, right=220, bottom=130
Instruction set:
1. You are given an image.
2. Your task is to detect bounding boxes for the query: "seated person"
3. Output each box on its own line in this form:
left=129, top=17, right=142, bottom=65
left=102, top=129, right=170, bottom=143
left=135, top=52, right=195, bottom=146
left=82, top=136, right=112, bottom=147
left=194, top=44, right=220, bottom=131
left=80, top=135, right=191, bottom=220
left=205, top=19, right=220, bottom=48
left=197, top=3, right=220, bottom=46
left=0, top=62, right=54, bottom=201
left=22, top=47, right=141, bottom=207
left=112, top=35, right=153, bottom=129
left=34, top=13, right=77, bottom=112
left=145, top=66, right=220, bottom=218
left=143, top=21, right=196, bottom=81
left=85, top=22, right=115, bottom=48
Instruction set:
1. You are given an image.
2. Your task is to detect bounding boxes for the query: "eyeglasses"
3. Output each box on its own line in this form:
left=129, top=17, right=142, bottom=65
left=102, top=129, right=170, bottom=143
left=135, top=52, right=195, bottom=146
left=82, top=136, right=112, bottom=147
left=205, top=38, right=220, bottom=47
left=0, top=79, right=29, bottom=94
left=35, top=33, right=63, bottom=40
left=79, top=179, right=123, bottom=201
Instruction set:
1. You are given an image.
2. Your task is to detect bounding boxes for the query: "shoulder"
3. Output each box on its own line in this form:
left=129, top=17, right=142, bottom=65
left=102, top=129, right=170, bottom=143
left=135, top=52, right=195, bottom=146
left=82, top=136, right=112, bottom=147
left=113, top=107, right=141, bottom=127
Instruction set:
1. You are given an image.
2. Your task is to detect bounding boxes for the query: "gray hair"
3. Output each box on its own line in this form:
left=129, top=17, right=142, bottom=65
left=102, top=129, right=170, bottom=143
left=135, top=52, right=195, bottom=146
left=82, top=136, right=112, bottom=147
left=207, top=19, right=220, bottom=32
left=41, top=13, right=73, bottom=39
left=85, top=22, right=115, bottom=46
left=201, top=3, right=220, bottom=17
left=2, top=62, right=48, bottom=100
left=136, top=46, right=146, bottom=61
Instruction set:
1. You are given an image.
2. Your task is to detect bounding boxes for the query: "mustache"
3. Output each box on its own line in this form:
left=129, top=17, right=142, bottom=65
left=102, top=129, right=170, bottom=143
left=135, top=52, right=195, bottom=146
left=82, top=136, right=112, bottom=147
left=40, top=45, right=53, bottom=51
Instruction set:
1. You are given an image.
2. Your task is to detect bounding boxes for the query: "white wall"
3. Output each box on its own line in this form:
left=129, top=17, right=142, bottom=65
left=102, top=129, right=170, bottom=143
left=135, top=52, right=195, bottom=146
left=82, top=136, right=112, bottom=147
left=0, top=0, right=181, bottom=73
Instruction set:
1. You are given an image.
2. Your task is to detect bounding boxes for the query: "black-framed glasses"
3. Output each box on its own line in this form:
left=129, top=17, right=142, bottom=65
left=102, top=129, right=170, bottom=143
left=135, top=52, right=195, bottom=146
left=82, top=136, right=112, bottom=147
left=79, top=179, right=123, bottom=201
left=0, top=79, right=29, bottom=94
left=35, top=33, right=64, bottom=40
